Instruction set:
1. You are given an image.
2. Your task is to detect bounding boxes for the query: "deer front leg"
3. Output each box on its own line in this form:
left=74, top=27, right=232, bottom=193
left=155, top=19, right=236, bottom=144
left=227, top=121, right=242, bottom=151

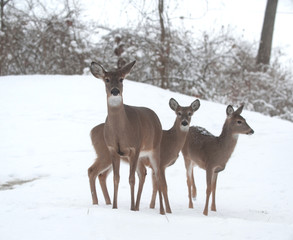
left=184, top=158, right=194, bottom=208
left=211, top=173, right=218, bottom=212
left=149, top=169, right=157, bottom=209
left=111, top=152, right=120, bottom=209
left=129, top=150, right=139, bottom=211
left=203, top=168, right=213, bottom=216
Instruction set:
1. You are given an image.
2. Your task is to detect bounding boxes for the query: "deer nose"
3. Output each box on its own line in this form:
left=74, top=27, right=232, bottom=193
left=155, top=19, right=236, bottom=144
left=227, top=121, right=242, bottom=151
left=111, top=88, right=120, bottom=96
left=181, top=120, right=188, bottom=126
left=247, top=129, right=254, bottom=135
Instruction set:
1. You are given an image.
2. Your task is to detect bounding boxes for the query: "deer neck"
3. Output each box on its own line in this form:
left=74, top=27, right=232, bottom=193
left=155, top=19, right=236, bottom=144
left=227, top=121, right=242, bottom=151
left=106, top=97, right=127, bottom=124
left=218, top=122, right=239, bottom=162
left=167, top=119, right=189, bottom=150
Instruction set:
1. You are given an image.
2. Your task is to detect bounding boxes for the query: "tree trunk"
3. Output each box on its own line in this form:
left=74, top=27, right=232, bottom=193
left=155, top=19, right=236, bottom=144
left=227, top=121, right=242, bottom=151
left=158, top=0, right=169, bottom=89
left=256, top=0, right=278, bottom=68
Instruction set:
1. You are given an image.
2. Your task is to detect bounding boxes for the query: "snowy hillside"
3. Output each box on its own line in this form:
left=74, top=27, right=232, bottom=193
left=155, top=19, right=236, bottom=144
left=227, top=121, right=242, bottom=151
left=0, top=75, right=293, bottom=240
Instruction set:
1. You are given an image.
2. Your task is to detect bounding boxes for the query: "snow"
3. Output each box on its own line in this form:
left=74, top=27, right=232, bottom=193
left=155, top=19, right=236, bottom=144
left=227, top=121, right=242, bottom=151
left=1, top=75, right=293, bottom=240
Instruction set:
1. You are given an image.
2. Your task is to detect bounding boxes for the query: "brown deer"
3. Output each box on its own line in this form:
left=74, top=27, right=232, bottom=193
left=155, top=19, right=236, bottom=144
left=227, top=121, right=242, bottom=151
left=182, top=104, right=254, bottom=216
left=88, top=98, right=200, bottom=213
left=89, top=61, right=166, bottom=214
left=138, top=98, right=200, bottom=213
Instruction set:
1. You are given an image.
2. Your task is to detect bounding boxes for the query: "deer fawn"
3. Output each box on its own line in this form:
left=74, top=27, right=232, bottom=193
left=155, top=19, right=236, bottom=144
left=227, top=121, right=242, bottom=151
left=138, top=98, right=200, bottom=213
left=182, top=104, right=254, bottom=216
left=90, top=61, right=166, bottom=214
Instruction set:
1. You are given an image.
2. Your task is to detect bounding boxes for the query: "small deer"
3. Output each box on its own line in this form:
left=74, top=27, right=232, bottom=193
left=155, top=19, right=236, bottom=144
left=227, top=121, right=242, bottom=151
left=90, top=61, right=166, bottom=214
left=182, top=104, right=254, bottom=216
left=138, top=98, right=200, bottom=213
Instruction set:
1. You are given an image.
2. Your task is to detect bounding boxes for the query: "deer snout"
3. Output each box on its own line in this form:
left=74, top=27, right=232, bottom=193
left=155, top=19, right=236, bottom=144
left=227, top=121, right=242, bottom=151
left=111, top=88, right=120, bottom=96
left=247, top=129, right=254, bottom=135
left=181, top=120, right=189, bottom=126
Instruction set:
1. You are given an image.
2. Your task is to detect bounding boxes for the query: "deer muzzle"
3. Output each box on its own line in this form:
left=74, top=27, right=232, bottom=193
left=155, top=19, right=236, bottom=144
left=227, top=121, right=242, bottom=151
left=181, top=120, right=189, bottom=126
left=247, top=129, right=254, bottom=135
left=111, top=88, right=120, bottom=96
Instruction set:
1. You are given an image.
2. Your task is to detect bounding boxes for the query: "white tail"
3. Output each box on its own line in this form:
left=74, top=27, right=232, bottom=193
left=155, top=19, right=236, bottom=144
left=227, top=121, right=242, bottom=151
left=90, top=61, right=166, bottom=214
left=182, top=104, right=254, bottom=216
left=140, top=98, right=200, bottom=213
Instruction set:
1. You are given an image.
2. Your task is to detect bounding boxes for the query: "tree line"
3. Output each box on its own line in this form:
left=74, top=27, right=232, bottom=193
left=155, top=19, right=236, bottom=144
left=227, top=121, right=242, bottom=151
left=0, top=0, right=292, bottom=122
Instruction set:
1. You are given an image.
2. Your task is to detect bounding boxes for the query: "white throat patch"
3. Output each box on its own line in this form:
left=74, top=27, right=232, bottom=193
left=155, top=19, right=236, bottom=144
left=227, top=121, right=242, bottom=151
left=108, top=95, right=122, bottom=107
left=180, top=125, right=189, bottom=132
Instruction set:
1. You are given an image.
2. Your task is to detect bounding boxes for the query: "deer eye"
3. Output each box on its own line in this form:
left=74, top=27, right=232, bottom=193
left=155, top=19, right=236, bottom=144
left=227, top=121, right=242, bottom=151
left=105, top=78, right=110, bottom=83
left=188, top=112, right=192, bottom=116
left=237, top=120, right=242, bottom=124
left=178, top=111, right=182, bottom=116
left=119, top=78, right=124, bottom=83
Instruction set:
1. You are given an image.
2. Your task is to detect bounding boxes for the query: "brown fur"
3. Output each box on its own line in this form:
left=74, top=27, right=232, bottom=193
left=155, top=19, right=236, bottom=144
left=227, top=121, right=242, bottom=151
left=182, top=104, right=254, bottom=216
left=89, top=61, right=165, bottom=214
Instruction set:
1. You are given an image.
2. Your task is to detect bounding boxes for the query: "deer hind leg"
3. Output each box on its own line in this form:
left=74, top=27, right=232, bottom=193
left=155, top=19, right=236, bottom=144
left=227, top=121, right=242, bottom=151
left=88, top=161, right=99, bottom=205
left=191, top=169, right=197, bottom=199
left=98, top=167, right=112, bottom=205
left=203, top=168, right=213, bottom=216
left=149, top=151, right=165, bottom=215
left=211, top=172, right=218, bottom=212
left=135, top=160, right=147, bottom=211
left=149, top=169, right=157, bottom=209
left=161, top=168, right=172, bottom=213
left=184, top=157, right=194, bottom=208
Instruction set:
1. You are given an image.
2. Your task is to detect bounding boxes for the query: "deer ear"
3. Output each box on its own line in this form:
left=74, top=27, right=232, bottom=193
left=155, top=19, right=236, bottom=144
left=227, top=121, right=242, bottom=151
left=226, top=105, right=234, bottom=117
left=191, top=99, right=200, bottom=112
left=169, top=98, right=179, bottom=111
left=120, top=60, right=136, bottom=77
left=90, top=62, right=106, bottom=79
left=235, top=104, right=244, bottom=115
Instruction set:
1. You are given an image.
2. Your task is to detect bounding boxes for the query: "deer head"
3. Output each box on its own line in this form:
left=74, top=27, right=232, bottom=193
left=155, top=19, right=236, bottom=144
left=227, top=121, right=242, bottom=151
left=90, top=61, right=136, bottom=107
left=225, top=105, right=254, bottom=135
left=169, top=98, right=200, bottom=131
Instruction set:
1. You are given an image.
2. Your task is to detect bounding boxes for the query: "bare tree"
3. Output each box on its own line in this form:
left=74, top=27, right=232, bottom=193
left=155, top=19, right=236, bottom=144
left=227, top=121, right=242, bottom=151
left=256, top=0, right=278, bottom=68
left=0, top=0, right=10, bottom=75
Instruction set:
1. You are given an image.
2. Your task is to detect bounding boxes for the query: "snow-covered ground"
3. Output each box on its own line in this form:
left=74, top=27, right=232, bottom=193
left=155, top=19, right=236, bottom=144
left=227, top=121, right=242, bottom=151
left=0, top=75, right=293, bottom=240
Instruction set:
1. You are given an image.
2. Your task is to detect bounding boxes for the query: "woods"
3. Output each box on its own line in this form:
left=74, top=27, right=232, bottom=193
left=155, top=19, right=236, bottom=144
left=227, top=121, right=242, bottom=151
left=0, top=0, right=292, bottom=122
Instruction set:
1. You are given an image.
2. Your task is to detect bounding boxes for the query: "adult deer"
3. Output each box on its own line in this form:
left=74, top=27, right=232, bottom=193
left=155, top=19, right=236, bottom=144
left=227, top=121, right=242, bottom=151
left=138, top=98, right=200, bottom=213
left=182, top=104, right=254, bottom=216
left=90, top=61, right=166, bottom=214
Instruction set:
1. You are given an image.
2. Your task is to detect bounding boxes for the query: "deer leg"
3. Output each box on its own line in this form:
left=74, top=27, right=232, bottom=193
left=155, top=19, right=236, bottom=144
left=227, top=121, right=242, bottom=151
left=129, top=151, right=139, bottom=211
left=88, top=161, right=99, bottom=205
left=191, top=169, right=197, bottom=199
left=149, top=169, right=157, bottom=209
left=184, top=157, right=194, bottom=208
left=161, top=168, right=172, bottom=213
left=150, top=151, right=165, bottom=215
left=98, top=168, right=112, bottom=205
left=186, top=164, right=194, bottom=208
left=111, top=153, right=120, bottom=209
left=135, top=161, right=147, bottom=211
left=203, top=168, right=213, bottom=216
left=211, top=173, right=218, bottom=212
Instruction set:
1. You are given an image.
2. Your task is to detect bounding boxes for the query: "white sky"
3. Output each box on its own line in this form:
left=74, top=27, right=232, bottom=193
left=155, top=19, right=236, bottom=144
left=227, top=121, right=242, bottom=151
left=80, top=0, right=293, bottom=64
left=14, top=0, right=293, bottom=64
